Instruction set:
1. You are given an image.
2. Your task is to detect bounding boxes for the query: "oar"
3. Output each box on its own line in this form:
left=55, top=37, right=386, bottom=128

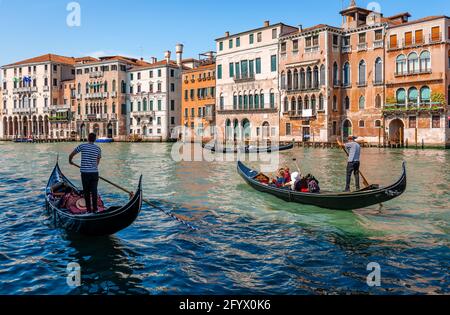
left=337, top=139, right=370, bottom=188
left=292, top=158, right=303, bottom=174
left=71, top=163, right=198, bottom=231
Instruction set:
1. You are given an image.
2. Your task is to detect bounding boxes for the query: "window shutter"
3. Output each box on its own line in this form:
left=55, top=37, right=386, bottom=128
left=415, top=30, right=423, bottom=44
left=405, top=32, right=412, bottom=46
left=390, top=35, right=397, bottom=48
left=431, top=26, right=440, bottom=41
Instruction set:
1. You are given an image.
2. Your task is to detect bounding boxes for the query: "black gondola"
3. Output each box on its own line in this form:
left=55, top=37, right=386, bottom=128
left=237, top=161, right=407, bottom=210
left=204, top=143, right=294, bottom=153
left=45, top=163, right=143, bottom=236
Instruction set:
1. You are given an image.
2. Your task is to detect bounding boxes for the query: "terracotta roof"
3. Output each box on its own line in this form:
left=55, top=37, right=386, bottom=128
left=387, top=15, right=448, bottom=28
left=75, top=56, right=99, bottom=63
left=3, top=53, right=77, bottom=67
left=130, top=59, right=184, bottom=71
left=182, top=62, right=215, bottom=74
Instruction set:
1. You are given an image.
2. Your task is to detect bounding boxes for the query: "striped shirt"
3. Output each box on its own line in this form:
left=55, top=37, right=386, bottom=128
left=75, top=143, right=102, bottom=173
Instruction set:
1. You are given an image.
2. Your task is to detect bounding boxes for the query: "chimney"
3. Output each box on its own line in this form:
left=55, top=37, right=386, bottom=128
left=151, top=57, right=157, bottom=64
left=225, top=31, right=230, bottom=37
left=299, top=24, right=303, bottom=32
left=264, top=20, right=270, bottom=27
left=176, top=43, right=184, bottom=66
left=165, top=50, right=171, bottom=62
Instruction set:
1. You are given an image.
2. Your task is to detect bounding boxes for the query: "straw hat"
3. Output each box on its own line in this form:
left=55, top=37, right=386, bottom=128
left=75, top=198, right=87, bottom=211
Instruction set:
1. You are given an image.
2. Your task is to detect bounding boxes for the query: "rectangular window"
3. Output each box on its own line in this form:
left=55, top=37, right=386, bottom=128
left=219, top=41, right=223, bottom=51
left=286, top=123, right=291, bottom=136
left=358, top=32, right=366, bottom=44
left=332, top=121, right=337, bottom=135
left=270, top=93, right=275, bottom=108
left=270, top=55, right=277, bottom=72
left=432, top=115, right=440, bottom=128
left=409, top=116, right=417, bottom=128
left=249, top=34, right=254, bottom=44
left=241, top=60, right=248, bottom=77
left=415, top=30, right=423, bottom=44
left=149, top=70, right=153, bottom=78
left=171, top=117, right=175, bottom=125
left=313, top=35, right=319, bottom=46
left=390, top=34, right=397, bottom=48
left=158, top=69, right=162, bottom=77
left=305, top=37, right=312, bottom=47
left=157, top=117, right=161, bottom=125
left=213, top=65, right=221, bottom=82
left=257, top=32, right=262, bottom=42
left=229, top=63, right=234, bottom=77
left=171, top=100, right=175, bottom=111
left=281, top=42, right=287, bottom=53
left=170, top=83, right=175, bottom=92
left=249, top=60, right=254, bottom=75
left=375, top=30, right=382, bottom=41
left=235, top=63, right=240, bottom=78
left=236, top=37, right=240, bottom=47
left=272, top=28, right=277, bottom=39
left=171, top=69, right=175, bottom=77
left=184, top=90, right=188, bottom=100
left=292, top=40, right=298, bottom=51
left=229, top=39, right=233, bottom=49
left=405, top=31, right=412, bottom=46
left=255, top=58, right=261, bottom=74
left=157, top=100, right=162, bottom=111
left=431, top=26, right=440, bottom=42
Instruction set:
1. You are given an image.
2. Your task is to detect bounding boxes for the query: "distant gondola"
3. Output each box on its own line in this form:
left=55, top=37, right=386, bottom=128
left=204, top=143, right=294, bottom=153
left=45, top=163, right=142, bottom=236
left=237, top=161, right=407, bottom=210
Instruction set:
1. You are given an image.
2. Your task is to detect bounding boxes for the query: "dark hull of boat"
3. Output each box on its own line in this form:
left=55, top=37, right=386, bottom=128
left=237, top=161, right=407, bottom=210
left=45, top=163, right=142, bottom=236
left=204, top=143, right=294, bottom=153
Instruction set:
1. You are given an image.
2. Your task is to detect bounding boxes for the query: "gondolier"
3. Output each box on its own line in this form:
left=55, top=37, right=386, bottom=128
left=344, top=136, right=361, bottom=192
left=69, top=133, right=102, bottom=213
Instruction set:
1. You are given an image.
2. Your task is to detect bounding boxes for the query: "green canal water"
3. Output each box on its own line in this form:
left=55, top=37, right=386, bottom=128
left=0, top=142, right=448, bottom=294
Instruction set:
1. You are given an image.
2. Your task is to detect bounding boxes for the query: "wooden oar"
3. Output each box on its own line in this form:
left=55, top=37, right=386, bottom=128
left=71, top=163, right=198, bottom=231
left=337, top=139, right=370, bottom=187
left=292, top=158, right=303, bottom=175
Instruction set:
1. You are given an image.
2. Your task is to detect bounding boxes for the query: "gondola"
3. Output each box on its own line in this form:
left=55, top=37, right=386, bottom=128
left=45, top=162, right=143, bottom=236
left=237, top=161, right=407, bottom=210
left=204, top=142, right=294, bottom=153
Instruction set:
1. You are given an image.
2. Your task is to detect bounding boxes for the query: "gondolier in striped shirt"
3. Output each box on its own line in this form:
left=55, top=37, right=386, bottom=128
left=69, top=133, right=102, bottom=213
left=344, top=136, right=361, bottom=192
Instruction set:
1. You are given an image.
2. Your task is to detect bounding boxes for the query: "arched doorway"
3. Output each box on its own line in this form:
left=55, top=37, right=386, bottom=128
left=13, top=117, right=18, bottom=137
left=233, top=119, right=239, bottom=141
left=343, top=119, right=353, bottom=139
left=2, top=117, right=7, bottom=138
left=44, top=116, right=49, bottom=137
left=389, top=119, right=404, bottom=146
left=142, top=125, right=147, bottom=137
left=107, top=123, right=113, bottom=139
left=22, top=117, right=28, bottom=137
left=225, top=119, right=232, bottom=141
left=242, top=119, right=251, bottom=140
left=80, top=124, right=86, bottom=140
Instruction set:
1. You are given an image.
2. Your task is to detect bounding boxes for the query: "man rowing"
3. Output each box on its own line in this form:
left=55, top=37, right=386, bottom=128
left=343, top=135, right=361, bottom=192
left=69, top=133, right=102, bottom=213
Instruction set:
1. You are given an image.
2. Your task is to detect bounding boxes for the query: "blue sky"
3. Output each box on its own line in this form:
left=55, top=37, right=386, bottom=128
left=0, top=0, right=449, bottom=65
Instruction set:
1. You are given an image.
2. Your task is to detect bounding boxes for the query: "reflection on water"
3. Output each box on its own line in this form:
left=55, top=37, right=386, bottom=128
left=0, top=142, right=448, bottom=294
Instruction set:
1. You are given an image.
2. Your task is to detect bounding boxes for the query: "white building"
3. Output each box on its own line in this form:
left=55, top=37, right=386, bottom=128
left=128, top=44, right=188, bottom=141
left=1, top=54, right=76, bottom=139
left=215, top=21, right=297, bottom=143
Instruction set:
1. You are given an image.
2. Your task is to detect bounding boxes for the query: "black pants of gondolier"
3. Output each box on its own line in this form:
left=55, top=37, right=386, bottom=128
left=81, top=172, right=99, bottom=212
left=345, top=161, right=360, bottom=191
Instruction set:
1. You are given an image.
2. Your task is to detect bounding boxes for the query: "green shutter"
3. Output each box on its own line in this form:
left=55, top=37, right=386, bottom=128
left=271, top=55, right=277, bottom=72
left=217, top=65, right=222, bottom=79
left=256, top=58, right=261, bottom=74
left=229, top=63, right=234, bottom=77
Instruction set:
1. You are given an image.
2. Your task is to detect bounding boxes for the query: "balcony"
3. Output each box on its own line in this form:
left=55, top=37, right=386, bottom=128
left=12, top=107, right=38, bottom=115
left=288, top=110, right=303, bottom=119
left=204, top=114, right=215, bottom=122
left=394, top=67, right=432, bottom=77
left=43, top=86, right=50, bottom=92
left=357, top=42, right=368, bottom=51
left=86, top=92, right=107, bottom=99
left=429, top=33, right=442, bottom=44
left=2, top=109, right=8, bottom=115
left=342, top=45, right=352, bottom=53
left=111, top=91, right=118, bottom=98
left=110, top=113, right=118, bottom=120
left=357, top=81, right=367, bottom=87
left=13, top=86, right=38, bottom=94
left=49, top=104, right=71, bottom=111
left=89, top=71, right=104, bottom=78
left=132, top=111, right=155, bottom=118
left=373, top=40, right=384, bottom=49
left=383, top=102, right=445, bottom=114
left=76, top=93, right=82, bottom=100
left=373, top=79, right=384, bottom=86
left=305, top=46, right=319, bottom=54
left=234, top=73, right=255, bottom=83
left=49, top=115, right=70, bottom=123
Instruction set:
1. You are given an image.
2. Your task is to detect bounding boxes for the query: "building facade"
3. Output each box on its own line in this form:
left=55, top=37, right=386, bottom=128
left=1, top=54, right=76, bottom=140
left=279, top=1, right=450, bottom=147
left=181, top=52, right=216, bottom=142
left=128, top=45, right=186, bottom=141
left=215, top=21, right=297, bottom=144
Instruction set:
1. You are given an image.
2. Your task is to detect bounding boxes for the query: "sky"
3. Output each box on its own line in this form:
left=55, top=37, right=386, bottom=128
left=0, top=0, right=449, bottom=66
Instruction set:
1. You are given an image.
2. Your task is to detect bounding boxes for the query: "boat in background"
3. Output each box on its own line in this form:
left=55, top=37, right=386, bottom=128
left=96, top=137, right=114, bottom=143
left=204, top=143, right=294, bottom=153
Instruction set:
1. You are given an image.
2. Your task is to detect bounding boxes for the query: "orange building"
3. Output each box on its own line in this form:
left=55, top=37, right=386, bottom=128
left=181, top=52, right=216, bottom=141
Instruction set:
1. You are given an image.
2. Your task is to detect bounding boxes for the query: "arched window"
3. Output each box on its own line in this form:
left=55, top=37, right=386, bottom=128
left=77, top=83, right=81, bottom=94
left=419, top=51, right=431, bottom=72
left=233, top=93, right=237, bottom=110
left=359, top=96, right=365, bottom=110
left=249, top=93, right=254, bottom=109
left=104, top=104, right=107, bottom=114
left=358, top=60, right=366, bottom=85
left=408, top=87, right=418, bottom=105
left=298, top=96, right=303, bottom=113
left=300, top=68, right=306, bottom=90
left=254, top=93, right=259, bottom=109
left=343, top=62, right=350, bottom=87
left=291, top=97, right=296, bottom=112
left=121, top=80, right=126, bottom=93
left=333, top=62, right=339, bottom=86
left=408, top=52, right=419, bottom=74
left=311, top=95, right=316, bottom=113
left=359, top=120, right=365, bottom=128
left=333, top=95, right=337, bottom=111
left=85, top=82, right=89, bottom=93
left=238, top=93, right=243, bottom=109
left=143, top=98, right=147, bottom=111
left=306, top=67, right=312, bottom=89
left=375, top=94, right=382, bottom=108
left=396, top=88, right=406, bottom=105
left=313, top=66, right=319, bottom=88
left=375, top=120, right=381, bottom=128
left=260, top=91, right=265, bottom=109
left=280, top=71, right=286, bottom=90
left=344, top=96, right=350, bottom=110
left=293, top=69, right=299, bottom=90
left=396, top=55, right=406, bottom=75
left=304, top=95, right=310, bottom=110
left=137, top=101, right=141, bottom=112
left=318, top=94, right=324, bottom=111
left=283, top=97, right=288, bottom=113
left=104, top=81, right=108, bottom=92
left=374, top=57, right=382, bottom=84
left=420, top=86, right=430, bottom=104
left=287, top=70, right=292, bottom=90
left=112, top=80, right=116, bottom=92
left=320, top=65, right=325, bottom=86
